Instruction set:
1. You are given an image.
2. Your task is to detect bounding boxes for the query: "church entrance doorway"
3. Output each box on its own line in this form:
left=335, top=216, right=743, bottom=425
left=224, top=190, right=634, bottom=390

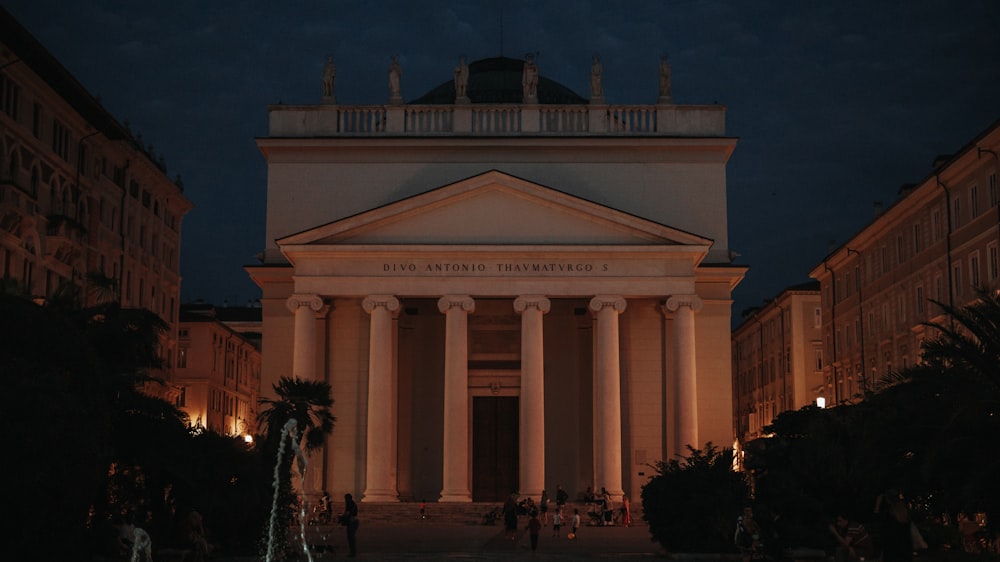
left=471, top=396, right=519, bottom=502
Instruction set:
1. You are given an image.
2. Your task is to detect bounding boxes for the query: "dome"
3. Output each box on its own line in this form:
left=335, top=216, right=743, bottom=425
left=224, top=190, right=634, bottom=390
left=410, top=56, right=586, bottom=105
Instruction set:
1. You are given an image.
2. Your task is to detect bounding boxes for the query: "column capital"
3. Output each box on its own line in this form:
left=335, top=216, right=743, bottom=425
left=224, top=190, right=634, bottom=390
left=362, top=294, right=400, bottom=314
left=286, top=293, right=325, bottom=313
left=437, top=295, right=475, bottom=314
left=514, top=295, right=551, bottom=314
left=589, top=295, right=627, bottom=314
left=664, top=294, right=703, bottom=313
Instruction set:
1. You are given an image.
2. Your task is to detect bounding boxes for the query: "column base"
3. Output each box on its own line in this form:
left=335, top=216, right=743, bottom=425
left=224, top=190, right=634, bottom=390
left=438, top=491, right=472, bottom=502
left=361, top=490, right=399, bottom=502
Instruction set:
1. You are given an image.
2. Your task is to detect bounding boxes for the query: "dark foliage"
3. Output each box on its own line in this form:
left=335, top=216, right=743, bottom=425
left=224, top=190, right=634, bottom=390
left=642, top=443, right=750, bottom=553
left=751, top=289, right=1000, bottom=551
left=0, top=293, right=268, bottom=559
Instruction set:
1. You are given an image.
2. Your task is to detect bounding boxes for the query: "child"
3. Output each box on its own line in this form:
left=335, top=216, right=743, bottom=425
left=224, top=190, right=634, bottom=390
left=552, top=508, right=562, bottom=537
left=528, top=512, right=542, bottom=551
left=572, top=508, right=581, bottom=538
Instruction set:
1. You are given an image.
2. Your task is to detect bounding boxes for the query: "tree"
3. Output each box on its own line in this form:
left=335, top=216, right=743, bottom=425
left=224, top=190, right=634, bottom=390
left=642, top=443, right=750, bottom=553
left=257, top=376, right=335, bottom=556
left=876, top=289, right=1000, bottom=517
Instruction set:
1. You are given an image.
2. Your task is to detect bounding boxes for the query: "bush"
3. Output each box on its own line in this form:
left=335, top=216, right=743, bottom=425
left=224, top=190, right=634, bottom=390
left=641, top=443, right=750, bottom=553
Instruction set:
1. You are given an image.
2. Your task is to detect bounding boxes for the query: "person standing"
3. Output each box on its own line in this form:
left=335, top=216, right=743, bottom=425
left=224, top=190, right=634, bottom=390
left=528, top=511, right=542, bottom=551
left=539, top=490, right=550, bottom=525
left=556, top=484, right=569, bottom=509
left=342, top=493, right=359, bottom=557
left=600, top=487, right=614, bottom=525
left=552, top=508, right=563, bottom=537
left=572, top=508, right=582, bottom=538
left=874, top=490, right=912, bottom=562
left=503, top=491, right=519, bottom=540
left=621, top=494, right=632, bottom=527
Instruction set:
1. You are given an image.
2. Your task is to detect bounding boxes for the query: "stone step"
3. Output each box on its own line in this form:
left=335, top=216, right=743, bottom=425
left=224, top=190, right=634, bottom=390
left=306, top=501, right=637, bottom=527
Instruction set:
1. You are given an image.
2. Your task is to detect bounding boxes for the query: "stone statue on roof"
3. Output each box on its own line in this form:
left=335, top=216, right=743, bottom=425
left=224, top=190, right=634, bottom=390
left=658, top=54, right=672, bottom=103
left=522, top=53, right=538, bottom=103
left=389, top=55, right=403, bottom=103
left=590, top=53, right=603, bottom=103
left=454, top=55, right=469, bottom=102
left=322, top=55, right=336, bottom=103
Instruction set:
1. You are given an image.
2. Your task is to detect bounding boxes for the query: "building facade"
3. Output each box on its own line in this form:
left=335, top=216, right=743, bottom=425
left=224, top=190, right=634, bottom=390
left=0, top=9, right=192, bottom=393
left=248, top=56, right=746, bottom=505
left=175, top=304, right=262, bottom=440
left=810, top=120, right=1000, bottom=405
left=730, top=282, right=823, bottom=444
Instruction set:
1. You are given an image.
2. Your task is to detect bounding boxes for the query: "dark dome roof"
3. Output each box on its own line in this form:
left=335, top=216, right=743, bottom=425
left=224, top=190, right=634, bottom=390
left=410, top=56, right=586, bottom=105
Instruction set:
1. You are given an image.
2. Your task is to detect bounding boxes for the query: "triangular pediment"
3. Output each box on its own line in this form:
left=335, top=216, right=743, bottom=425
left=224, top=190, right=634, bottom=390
left=277, top=170, right=712, bottom=247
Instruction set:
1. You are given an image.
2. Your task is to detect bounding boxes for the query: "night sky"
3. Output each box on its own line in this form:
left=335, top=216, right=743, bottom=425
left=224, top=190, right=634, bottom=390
left=5, top=1, right=1000, bottom=320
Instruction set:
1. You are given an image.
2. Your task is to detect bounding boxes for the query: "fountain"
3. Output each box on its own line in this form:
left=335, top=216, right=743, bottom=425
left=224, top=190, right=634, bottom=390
left=130, top=527, right=152, bottom=562
left=264, top=418, right=314, bottom=562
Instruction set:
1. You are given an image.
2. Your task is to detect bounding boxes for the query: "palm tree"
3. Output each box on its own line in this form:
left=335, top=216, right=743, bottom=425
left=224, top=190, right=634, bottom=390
left=258, top=376, right=336, bottom=452
left=257, top=376, right=335, bottom=555
left=877, top=288, right=1000, bottom=516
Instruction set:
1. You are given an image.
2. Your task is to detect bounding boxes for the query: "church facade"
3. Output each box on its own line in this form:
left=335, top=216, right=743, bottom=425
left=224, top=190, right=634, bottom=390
left=247, top=56, right=745, bottom=505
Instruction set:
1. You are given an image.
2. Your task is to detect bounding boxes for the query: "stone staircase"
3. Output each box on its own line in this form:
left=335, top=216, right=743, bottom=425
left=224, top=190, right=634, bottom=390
left=321, top=501, right=638, bottom=526
left=353, top=501, right=503, bottom=525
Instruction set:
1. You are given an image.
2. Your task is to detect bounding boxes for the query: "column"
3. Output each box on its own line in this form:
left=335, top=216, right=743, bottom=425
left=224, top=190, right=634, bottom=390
left=287, top=294, right=325, bottom=380
left=589, top=295, right=626, bottom=499
left=666, top=294, right=703, bottom=459
left=438, top=295, right=475, bottom=502
left=286, top=294, right=328, bottom=497
left=362, top=295, right=400, bottom=502
left=514, top=295, right=550, bottom=500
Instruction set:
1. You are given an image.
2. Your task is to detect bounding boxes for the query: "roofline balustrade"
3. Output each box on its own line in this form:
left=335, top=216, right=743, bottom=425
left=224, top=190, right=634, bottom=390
left=268, top=103, right=726, bottom=137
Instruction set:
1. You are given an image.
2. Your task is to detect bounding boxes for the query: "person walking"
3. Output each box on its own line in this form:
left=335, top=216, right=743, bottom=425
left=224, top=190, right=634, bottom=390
left=528, top=511, right=542, bottom=551
left=341, top=493, right=360, bottom=557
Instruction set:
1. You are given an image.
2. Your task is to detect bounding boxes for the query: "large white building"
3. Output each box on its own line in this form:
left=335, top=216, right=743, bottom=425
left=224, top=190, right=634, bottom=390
left=248, top=55, right=745, bottom=505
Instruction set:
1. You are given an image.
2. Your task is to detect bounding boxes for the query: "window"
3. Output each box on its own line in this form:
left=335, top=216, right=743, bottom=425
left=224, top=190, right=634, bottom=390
left=913, top=223, right=921, bottom=254
left=177, top=347, right=188, bottom=368
left=815, top=349, right=823, bottom=371
left=971, top=185, right=980, bottom=218
left=77, top=143, right=88, bottom=176
left=32, top=103, right=42, bottom=137
left=51, top=120, right=71, bottom=161
left=915, top=285, right=924, bottom=315
left=952, top=197, right=962, bottom=227
left=933, top=209, right=943, bottom=241
left=970, top=252, right=981, bottom=289
left=0, top=72, right=19, bottom=119
left=881, top=246, right=888, bottom=274
left=935, top=274, right=944, bottom=302
left=896, top=235, right=904, bottom=264
left=990, top=173, right=998, bottom=208
left=813, top=307, right=822, bottom=328
left=953, top=262, right=963, bottom=298
left=989, top=243, right=999, bottom=281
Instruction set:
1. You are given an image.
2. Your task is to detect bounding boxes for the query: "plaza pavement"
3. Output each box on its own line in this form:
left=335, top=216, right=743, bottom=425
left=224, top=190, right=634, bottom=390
left=218, top=517, right=672, bottom=560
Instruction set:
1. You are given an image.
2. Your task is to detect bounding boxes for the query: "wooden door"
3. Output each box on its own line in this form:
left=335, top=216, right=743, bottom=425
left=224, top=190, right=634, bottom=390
left=472, top=396, right=519, bottom=501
